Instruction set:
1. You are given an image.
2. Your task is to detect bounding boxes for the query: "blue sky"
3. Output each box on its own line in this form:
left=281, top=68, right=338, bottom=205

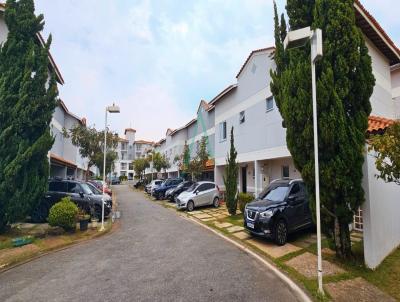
left=34, top=0, right=400, bottom=141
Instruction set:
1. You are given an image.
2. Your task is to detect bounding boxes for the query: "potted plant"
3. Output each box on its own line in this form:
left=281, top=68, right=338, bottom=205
left=77, top=208, right=90, bottom=231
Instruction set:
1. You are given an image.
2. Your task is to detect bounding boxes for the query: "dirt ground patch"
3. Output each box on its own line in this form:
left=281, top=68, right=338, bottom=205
left=285, top=252, right=345, bottom=278
left=325, top=277, right=396, bottom=302
left=0, top=244, right=40, bottom=267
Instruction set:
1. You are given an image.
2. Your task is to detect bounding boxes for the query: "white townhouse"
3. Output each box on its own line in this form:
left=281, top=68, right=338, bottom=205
left=0, top=3, right=96, bottom=181
left=50, top=101, right=96, bottom=180
left=145, top=99, right=216, bottom=180
left=213, top=47, right=301, bottom=197
left=211, top=1, right=400, bottom=269
left=112, top=128, right=154, bottom=179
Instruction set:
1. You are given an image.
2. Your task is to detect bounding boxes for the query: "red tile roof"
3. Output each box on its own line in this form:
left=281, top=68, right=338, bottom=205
left=50, top=153, right=77, bottom=168
left=367, top=115, right=395, bottom=133
left=135, top=140, right=154, bottom=145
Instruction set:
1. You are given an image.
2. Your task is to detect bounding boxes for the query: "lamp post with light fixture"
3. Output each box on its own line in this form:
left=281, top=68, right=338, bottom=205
left=284, top=26, right=324, bottom=294
left=100, top=103, right=120, bottom=232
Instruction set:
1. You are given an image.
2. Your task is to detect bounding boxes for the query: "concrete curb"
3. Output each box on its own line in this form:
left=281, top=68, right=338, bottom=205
left=182, top=215, right=312, bottom=302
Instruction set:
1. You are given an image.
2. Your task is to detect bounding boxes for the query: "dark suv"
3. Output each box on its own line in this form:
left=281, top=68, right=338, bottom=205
left=153, top=178, right=183, bottom=200
left=166, top=180, right=194, bottom=202
left=244, top=179, right=313, bottom=245
left=31, top=179, right=112, bottom=223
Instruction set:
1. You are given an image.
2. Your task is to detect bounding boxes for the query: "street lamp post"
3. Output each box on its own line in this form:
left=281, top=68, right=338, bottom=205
left=100, top=103, right=120, bottom=232
left=284, top=27, right=324, bottom=294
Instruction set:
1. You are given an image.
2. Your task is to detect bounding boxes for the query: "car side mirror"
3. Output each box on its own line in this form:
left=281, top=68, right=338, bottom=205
left=288, top=195, right=296, bottom=203
left=79, top=192, right=84, bottom=198
left=195, top=190, right=199, bottom=195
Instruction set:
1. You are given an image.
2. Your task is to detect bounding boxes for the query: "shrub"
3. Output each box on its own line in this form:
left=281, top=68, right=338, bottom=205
left=238, top=192, right=254, bottom=213
left=119, top=175, right=128, bottom=182
left=48, top=197, right=78, bottom=231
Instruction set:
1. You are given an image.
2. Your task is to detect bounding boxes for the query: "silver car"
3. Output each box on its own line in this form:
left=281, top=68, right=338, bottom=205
left=145, top=180, right=162, bottom=195
left=176, top=181, right=221, bottom=211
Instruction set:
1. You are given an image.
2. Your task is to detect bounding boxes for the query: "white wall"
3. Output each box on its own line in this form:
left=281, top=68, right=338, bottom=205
left=365, top=37, right=396, bottom=118
left=362, top=148, right=400, bottom=269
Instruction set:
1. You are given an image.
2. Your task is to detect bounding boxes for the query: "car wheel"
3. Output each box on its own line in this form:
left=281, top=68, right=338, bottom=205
left=274, top=219, right=288, bottom=246
left=187, top=200, right=194, bottom=212
left=94, top=205, right=103, bottom=222
left=213, top=197, right=220, bottom=208
left=155, top=193, right=160, bottom=200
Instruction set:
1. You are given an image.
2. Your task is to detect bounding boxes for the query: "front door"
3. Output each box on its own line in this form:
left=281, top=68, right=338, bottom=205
left=242, top=167, right=247, bottom=193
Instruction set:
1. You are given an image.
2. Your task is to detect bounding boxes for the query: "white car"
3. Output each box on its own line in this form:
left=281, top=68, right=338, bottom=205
left=145, top=180, right=163, bottom=195
left=176, top=181, right=221, bottom=211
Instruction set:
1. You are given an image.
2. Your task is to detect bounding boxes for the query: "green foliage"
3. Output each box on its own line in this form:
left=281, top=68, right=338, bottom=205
left=48, top=197, right=78, bottom=231
left=188, top=136, right=209, bottom=181
left=152, top=151, right=170, bottom=173
left=238, top=193, right=254, bottom=213
left=0, top=0, right=58, bottom=230
left=369, top=121, right=400, bottom=185
left=63, top=125, right=118, bottom=177
left=224, top=127, right=239, bottom=215
left=174, top=141, right=190, bottom=175
left=119, top=175, right=128, bottom=182
left=271, top=0, right=375, bottom=258
left=132, top=157, right=149, bottom=180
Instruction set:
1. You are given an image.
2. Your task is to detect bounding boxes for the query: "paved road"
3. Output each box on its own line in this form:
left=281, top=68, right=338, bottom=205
left=0, top=185, right=303, bottom=302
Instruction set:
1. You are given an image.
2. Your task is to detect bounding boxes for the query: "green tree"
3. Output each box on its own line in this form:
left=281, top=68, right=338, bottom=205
left=369, top=121, right=400, bottom=185
left=152, top=152, right=170, bottom=174
left=0, top=0, right=58, bottom=230
left=64, top=124, right=119, bottom=178
left=188, top=136, right=209, bottom=181
left=132, top=158, right=150, bottom=180
left=223, top=127, right=238, bottom=215
left=173, top=141, right=190, bottom=177
left=271, top=0, right=375, bottom=258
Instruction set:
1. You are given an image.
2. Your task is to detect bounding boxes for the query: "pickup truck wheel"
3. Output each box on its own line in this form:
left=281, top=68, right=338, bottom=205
left=187, top=201, right=194, bottom=212
left=274, top=219, right=288, bottom=246
left=213, top=197, right=220, bottom=208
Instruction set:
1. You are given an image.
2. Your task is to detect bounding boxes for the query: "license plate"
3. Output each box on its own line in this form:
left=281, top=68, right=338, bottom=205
left=247, top=222, right=254, bottom=229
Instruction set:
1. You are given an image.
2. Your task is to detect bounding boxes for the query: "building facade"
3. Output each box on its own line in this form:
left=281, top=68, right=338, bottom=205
left=112, top=128, right=154, bottom=179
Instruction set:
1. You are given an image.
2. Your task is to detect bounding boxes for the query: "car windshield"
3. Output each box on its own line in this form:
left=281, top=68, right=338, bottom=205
left=186, top=183, right=198, bottom=192
left=260, top=185, right=289, bottom=202
left=80, top=183, right=94, bottom=195
left=154, top=181, right=162, bottom=185
left=176, top=182, right=186, bottom=189
left=87, top=183, right=101, bottom=195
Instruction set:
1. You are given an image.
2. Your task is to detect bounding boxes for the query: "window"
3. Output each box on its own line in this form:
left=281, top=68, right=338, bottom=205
left=282, top=165, right=289, bottom=178
left=121, top=163, right=127, bottom=170
left=239, top=111, right=245, bottom=124
left=220, top=121, right=227, bottom=141
left=129, top=163, right=133, bottom=170
left=289, top=183, right=300, bottom=196
left=266, top=96, right=274, bottom=112
left=197, top=184, right=207, bottom=192
left=48, top=181, right=67, bottom=192
left=68, top=182, right=81, bottom=193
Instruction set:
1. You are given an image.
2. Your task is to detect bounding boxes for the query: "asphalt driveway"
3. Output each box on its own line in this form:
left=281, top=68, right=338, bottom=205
left=0, top=185, right=303, bottom=302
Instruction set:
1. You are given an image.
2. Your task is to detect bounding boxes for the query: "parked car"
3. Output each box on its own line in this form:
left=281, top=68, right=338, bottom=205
left=153, top=178, right=183, bottom=200
left=166, top=180, right=194, bottom=202
left=145, top=180, right=163, bottom=194
left=31, top=178, right=112, bottom=223
left=134, top=179, right=146, bottom=189
left=110, top=176, right=120, bottom=185
left=87, top=180, right=112, bottom=196
left=243, top=179, right=313, bottom=246
left=176, top=181, right=221, bottom=211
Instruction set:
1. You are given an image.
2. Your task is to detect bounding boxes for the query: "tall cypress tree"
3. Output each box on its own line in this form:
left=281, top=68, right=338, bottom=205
left=271, top=0, right=375, bottom=258
left=0, top=0, right=58, bottom=230
left=224, top=127, right=238, bottom=215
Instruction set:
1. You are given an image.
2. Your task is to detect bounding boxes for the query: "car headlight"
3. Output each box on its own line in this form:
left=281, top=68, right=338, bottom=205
left=259, top=209, right=274, bottom=219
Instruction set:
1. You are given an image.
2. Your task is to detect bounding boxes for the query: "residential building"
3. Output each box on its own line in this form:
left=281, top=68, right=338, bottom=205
left=50, top=101, right=95, bottom=180
left=112, top=128, right=154, bottom=179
